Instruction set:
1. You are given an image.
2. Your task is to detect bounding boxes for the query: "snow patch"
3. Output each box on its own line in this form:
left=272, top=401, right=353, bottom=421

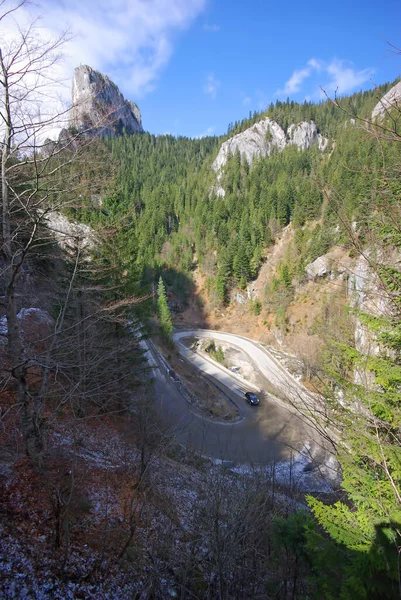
left=228, top=442, right=339, bottom=492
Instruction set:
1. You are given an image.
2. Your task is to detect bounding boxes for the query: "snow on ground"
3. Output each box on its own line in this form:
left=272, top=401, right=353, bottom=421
left=227, top=441, right=340, bottom=493
left=0, top=521, right=144, bottom=600
left=274, top=442, right=340, bottom=492
left=1, top=419, right=194, bottom=599
left=1, top=405, right=340, bottom=598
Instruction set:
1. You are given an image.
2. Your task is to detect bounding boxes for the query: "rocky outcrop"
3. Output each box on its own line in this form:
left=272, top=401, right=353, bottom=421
left=42, top=211, right=96, bottom=255
left=347, top=247, right=401, bottom=386
left=305, top=255, right=333, bottom=280
left=348, top=254, right=384, bottom=385
left=303, top=246, right=390, bottom=386
left=305, top=248, right=351, bottom=281
left=372, top=81, right=401, bottom=121
left=70, top=65, right=143, bottom=137
left=304, top=245, right=396, bottom=362
left=212, top=118, right=287, bottom=174
left=212, top=119, right=327, bottom=196
left=287, top=121, right=328, bottom=151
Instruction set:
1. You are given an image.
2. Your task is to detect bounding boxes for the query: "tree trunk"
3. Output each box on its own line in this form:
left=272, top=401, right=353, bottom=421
left=1, top=48, right=43, bottom=467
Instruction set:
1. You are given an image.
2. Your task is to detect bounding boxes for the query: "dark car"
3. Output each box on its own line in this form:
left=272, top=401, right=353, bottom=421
left=245, top=392, right=260, bottom=406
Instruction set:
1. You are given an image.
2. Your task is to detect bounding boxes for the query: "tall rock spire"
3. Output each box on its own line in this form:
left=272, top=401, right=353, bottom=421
left=69, top=65, right=143, bottom=137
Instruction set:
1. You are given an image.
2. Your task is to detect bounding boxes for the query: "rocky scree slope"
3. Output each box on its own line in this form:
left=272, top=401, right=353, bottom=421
left=69, top=65, right=143, bottom=137
left=212, top=118, right=328, bottom=196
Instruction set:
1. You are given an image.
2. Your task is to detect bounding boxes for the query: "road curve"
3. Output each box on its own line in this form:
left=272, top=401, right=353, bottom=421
left=173, top=329, right=322, bottom=416
left=147, top=330, right=332, bottom=466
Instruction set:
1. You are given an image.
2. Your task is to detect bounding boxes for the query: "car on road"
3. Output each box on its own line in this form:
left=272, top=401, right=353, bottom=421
left=245, top=391, right=260, bottom=406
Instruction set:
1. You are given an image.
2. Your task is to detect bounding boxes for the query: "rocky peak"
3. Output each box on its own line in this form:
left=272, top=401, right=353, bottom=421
left=212, top=118, right=286, bottom=174
left=69, top=65, right=143, bottom=137
left=287, top=121, right=328, bottom=151
left=372, top=80, right=401, bottom=121
left=212, top=118, right=328, bottom=197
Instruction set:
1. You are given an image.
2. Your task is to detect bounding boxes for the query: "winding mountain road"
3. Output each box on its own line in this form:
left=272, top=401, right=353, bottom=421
left=174, top=330, right=321, bottom=412
left=146, top=330, right=334, bottom=467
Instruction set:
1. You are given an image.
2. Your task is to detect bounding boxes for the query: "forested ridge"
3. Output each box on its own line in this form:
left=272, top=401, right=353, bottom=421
left=69, top=80, right=399, bottom=309
left=63, top=78, right=401, bottom=597
left=60, top=80, right=401, bottom=598
left=1, top=4, right=401, bottom=595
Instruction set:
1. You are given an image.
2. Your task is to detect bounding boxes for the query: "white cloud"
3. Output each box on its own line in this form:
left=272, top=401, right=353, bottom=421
left=277, top=67, right=311, bottom=96
left=276, top=59, right=321, bottom=95
left=277, top=57, right=374, bottom=98
left=325, top=59, right=374, bottom=94
left=195, top=126, right=215, bottom=138
left=203, top=73, right=220, bottom=99
left=307, top=58, right=323, bottom=72
left=242, top=96, right=252, bottom=106
left=3, top=0, right=207, bottom=100
left=203, top=23, right=220, bottom=32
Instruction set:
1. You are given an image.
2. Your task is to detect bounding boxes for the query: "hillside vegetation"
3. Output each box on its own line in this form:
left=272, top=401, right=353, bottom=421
left=1, top=6, right=401, bottom=596
left=73, top=81, right=399, bottom=310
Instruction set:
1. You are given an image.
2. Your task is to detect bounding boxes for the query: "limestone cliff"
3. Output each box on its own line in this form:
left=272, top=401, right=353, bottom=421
left=212, top=119, right=327, bottom=196
left=70, top=65, right=143, bottom=137
left=372, top=80, right=401, bottom=121
left=41, top=211, right=96, bottom=255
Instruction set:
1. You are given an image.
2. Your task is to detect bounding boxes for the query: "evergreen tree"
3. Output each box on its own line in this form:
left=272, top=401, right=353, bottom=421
left=74, top=80, right=399, bottom=307
left=157, top=277, right=173, bottom=340
left=307, top=170, right=401, bottom=598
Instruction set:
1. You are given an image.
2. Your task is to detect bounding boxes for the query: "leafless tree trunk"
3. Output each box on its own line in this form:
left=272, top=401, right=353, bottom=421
left=0, top=2, right=135, bottom=465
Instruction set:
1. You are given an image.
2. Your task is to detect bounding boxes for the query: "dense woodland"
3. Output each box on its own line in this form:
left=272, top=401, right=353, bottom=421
left=70, top=81, right=398, bottom=309
left=1, top=4, right=401, bottom=596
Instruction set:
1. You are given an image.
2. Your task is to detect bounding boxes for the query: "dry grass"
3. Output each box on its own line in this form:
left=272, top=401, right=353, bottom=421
left=168, top=352, right=238, bottom=421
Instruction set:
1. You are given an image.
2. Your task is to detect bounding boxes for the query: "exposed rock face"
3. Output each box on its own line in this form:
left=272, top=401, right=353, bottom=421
left=42, top=211, right=96, bottom=255
left=304, top=245, right=396, bottom=366
left=70, top=65, right=143, bottom=137
left=43, top=128, right=77, bottom=158
left=305, top=248, right=351, bottom=281
left=305, top=255, right=332, bottom=280
left=212, top=119, right=327, bottom=196
left=287, top=121, right=328, bottom=151
left=232, top=291, right=247, bottom=305
left=372, top=81, right=401, bottom=121
left=212, top=118, right=287, bottom=174
left=349, top=254, right=382, bottom=384
left=302, top=246, right=393, bottom=387
left=348, top=247, right=401, bottom=386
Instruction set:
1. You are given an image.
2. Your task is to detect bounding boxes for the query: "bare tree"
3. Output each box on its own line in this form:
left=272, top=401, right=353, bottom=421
left=0, top=1, right=142, bottom=467
left=0, top=2, right=74, bottom=464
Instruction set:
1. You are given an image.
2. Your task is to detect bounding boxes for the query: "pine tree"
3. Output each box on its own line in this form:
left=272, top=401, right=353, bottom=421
left=233, top=243, right=250, bottom=287
left=307, top=178, right=401, bottom=599
left=157, top=276, right=173, bottom=340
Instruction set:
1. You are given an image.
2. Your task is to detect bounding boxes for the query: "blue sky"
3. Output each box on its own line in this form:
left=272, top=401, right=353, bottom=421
left=6, top=0, right=401, bottom=137
left=147, top=0, right=401, bottom=137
